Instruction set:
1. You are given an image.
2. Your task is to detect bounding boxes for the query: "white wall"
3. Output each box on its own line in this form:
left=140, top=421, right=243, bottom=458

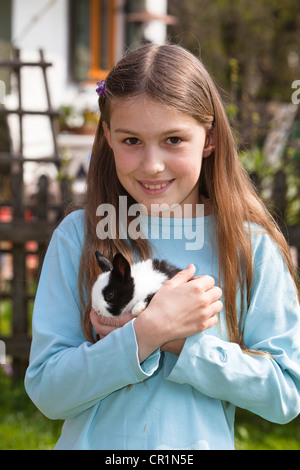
left=12, top=0, right=69, bottom=107
left=144, top=0, right=168, bottom=45
left=8, top=0, right=69, bottom=185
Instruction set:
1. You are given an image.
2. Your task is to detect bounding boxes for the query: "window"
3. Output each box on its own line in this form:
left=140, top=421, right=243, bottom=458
left=70, top=0, right=117, bottom=82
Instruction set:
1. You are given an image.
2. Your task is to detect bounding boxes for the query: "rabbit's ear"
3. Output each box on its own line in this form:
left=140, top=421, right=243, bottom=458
left=113, top=253, right=131, bottom=280
left=95, top=251, right=113, bottom=272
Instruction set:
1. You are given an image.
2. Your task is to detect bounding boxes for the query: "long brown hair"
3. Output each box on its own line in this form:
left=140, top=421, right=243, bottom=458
left=79, top=43, right=297, bottom=345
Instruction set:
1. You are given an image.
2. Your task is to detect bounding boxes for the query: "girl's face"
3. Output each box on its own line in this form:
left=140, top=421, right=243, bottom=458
left=103, top=95, right=213, bottom=216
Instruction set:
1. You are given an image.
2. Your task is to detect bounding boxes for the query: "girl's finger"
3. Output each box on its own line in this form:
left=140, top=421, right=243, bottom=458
left=198, top=285, right=222, bottom=309
left=188, top=275, right=217, bottom=296
left=165, top=264, right=196, bottom=287
left=90, top=309, right=133, bottom=338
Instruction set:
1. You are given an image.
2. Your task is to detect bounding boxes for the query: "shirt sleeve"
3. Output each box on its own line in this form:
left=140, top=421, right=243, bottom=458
left=25, top=221, right=160, bottom=420
left=164, top=233, right=300, bottom=424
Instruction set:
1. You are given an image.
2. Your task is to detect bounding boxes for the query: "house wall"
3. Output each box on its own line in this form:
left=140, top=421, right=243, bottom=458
left=4, top=0, right=70, bottom=187
left=12, top=0, right=69, bottom=107
left=144, top=0, right=168, bottom=45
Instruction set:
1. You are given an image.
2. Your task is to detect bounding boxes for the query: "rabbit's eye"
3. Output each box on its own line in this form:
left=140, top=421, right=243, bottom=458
left=105, top=290, right=114, bottom=302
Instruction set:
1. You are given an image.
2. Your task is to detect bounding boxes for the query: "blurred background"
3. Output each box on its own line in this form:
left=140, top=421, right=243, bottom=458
left=0, top=0, right=300, bottom=450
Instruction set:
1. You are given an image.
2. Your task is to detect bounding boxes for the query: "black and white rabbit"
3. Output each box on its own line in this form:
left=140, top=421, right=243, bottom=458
left=92, top=251, right=180, bottom=318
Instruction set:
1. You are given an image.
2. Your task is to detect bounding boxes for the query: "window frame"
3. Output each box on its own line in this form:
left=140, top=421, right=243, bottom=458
left=89, top=0, right=116, bottom=80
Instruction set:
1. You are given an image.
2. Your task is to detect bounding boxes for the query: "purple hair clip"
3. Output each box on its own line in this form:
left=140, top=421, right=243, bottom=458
left=96, top=80, right=106, bottom=97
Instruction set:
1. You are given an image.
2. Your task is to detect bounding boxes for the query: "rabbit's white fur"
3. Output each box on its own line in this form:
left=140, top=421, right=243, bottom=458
left=92, top=259, right=168, bottom=318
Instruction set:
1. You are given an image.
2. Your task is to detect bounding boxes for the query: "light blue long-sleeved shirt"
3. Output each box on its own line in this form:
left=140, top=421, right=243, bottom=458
left=25, top=210, right=300, bottom=450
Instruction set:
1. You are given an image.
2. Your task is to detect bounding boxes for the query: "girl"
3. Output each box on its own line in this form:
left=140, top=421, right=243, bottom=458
left=25, top=44, right=300, bottom=450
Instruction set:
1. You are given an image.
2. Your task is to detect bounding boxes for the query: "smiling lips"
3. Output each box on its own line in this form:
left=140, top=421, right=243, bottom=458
left=138, top=179, right=174, bottom=193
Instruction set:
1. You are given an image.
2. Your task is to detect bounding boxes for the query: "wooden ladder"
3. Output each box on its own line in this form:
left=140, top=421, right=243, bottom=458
left=0, top=48, right=68, bottom=377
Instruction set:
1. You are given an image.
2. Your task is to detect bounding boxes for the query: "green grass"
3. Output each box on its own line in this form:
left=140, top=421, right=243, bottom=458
left=235, top=408, right=300, bottom=450
left=0, top=299, right=12, bottom=336
left=0, top=367, right=299, bottom=450
left=0, top=369, right=62, bottom=450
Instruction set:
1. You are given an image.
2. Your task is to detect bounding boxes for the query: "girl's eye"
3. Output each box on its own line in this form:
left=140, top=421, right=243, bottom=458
left=166, top=137, right=182, bottom=145
left=124, top=137, right=140, bottom=145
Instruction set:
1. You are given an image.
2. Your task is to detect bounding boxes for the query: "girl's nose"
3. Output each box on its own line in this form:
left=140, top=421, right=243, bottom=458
left=140, top=146, right=165, bottom=175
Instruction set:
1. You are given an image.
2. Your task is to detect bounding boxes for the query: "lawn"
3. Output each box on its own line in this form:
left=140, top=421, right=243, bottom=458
left=235, top=409, right=300, bottom=450
left=0, top=367, right=299, bottom=450
left=0, top=368, right=62, bottom=450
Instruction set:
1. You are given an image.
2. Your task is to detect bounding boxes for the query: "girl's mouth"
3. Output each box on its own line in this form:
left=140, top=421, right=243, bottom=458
left=138, top=179, right=174, bottom=194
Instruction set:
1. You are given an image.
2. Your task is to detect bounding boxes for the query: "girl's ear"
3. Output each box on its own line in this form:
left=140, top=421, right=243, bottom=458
left=102, top=121, right=112, bottom=148
left=203, top=127, right=216, bottom=158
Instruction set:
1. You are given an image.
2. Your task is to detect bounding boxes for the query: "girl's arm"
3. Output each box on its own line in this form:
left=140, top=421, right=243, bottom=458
left=91, top=266, right=223, bottom=362
left=164, top=237, right=300, bottom=424
left=25, top=219, right=222, bottom=420
left=133, top=266, right=222, bottom=362
left=24, top=224, right=160, bottom=420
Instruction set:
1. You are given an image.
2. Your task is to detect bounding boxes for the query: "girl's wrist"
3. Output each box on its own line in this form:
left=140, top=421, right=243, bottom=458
left=160, top=338, right=186, bottom=356
left=133, top=308, right=166, bottom=362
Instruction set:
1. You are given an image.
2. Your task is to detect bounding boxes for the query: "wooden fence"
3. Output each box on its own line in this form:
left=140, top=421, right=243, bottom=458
left=0, top=176, right=71, bottom=377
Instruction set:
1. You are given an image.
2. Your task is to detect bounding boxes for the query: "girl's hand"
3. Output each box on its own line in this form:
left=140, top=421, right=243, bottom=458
left=90, top=308, right=133, bottom=339
left=90, top=309, right=186, bottom=355
left=134, top=264, right=223, bottom=362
